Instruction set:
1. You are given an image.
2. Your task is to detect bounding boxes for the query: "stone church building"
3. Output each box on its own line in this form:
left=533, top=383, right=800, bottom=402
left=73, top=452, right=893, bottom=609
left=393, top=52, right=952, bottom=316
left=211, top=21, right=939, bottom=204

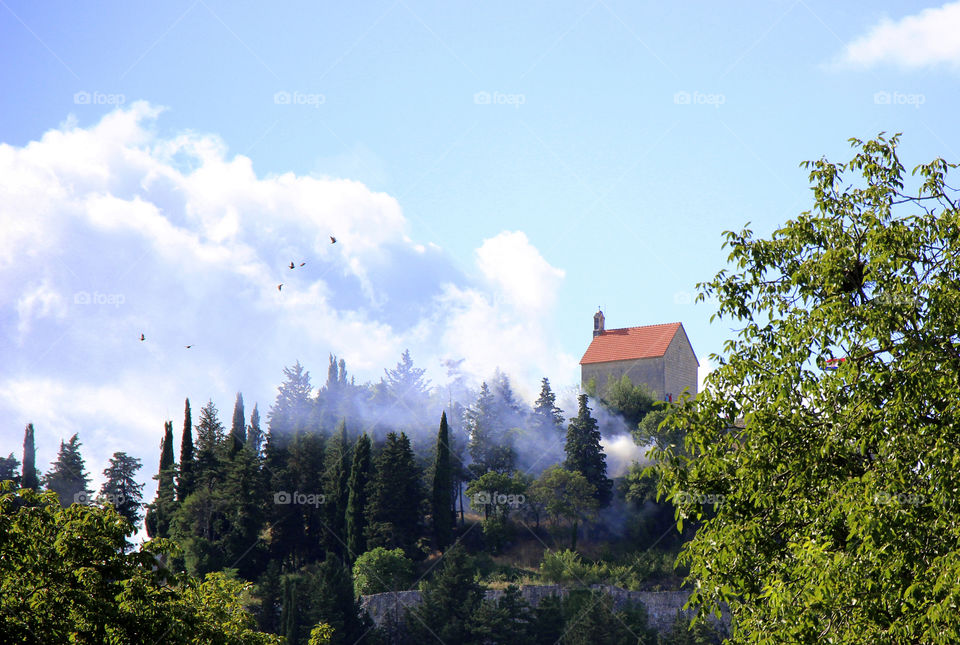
left=580, top=309, right=698, bottom=402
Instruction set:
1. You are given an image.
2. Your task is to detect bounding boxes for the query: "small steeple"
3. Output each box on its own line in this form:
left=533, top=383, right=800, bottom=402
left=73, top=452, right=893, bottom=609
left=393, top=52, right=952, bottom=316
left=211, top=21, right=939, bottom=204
left=593, top=308, right=605, bottom=337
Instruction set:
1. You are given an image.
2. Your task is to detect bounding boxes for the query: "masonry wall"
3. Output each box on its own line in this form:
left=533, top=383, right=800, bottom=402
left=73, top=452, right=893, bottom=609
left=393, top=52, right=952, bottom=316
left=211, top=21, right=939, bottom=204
left=361, top=585, right=730, bottom=636
left=581, top=356, right=665, bottom=399
left=663, top=328, right=698, bottom=401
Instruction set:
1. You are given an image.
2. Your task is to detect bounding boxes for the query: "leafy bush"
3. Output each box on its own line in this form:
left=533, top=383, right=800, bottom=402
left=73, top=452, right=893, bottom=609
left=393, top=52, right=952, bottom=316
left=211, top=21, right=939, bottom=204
left=351, top=547, right=414, bottom=595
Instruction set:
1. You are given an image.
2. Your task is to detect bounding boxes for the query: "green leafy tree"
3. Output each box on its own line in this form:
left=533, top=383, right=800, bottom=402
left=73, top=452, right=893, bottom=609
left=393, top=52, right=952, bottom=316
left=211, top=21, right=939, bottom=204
left=528, top=466, right=598, bottom=550
left=655, top=134, right=960, bottom=642
left=431, top=411, right=455, bottom=550
left=195, top=399, right=227, bottom=488
left=365, top=432, right=422, bottom=556
left=588, top=374, right=656, bottom=428
left=352, top=546, right=414, bottom=595
left=179, top=397, right=196, bottom=500
left=145, top=420, right=178, bottom=538
left=99, top=451, right=144, bottom=530
left=43, top=433, right=91, bottom=507
left=564, top=395, right=613, bottom=508
left=345, top=433, right=372, bottom=561
left=0, top=483, right=280, bottom=644
left=21, top=423, right=39, bottom=490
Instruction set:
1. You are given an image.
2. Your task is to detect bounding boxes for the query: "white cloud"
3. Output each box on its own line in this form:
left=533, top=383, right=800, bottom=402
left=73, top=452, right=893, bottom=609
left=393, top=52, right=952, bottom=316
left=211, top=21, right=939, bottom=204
left=15, top=280, right=67, bottom=338
left=476, top=231, right=565, bottom=313
left=838, top=2, right=960, bottom=69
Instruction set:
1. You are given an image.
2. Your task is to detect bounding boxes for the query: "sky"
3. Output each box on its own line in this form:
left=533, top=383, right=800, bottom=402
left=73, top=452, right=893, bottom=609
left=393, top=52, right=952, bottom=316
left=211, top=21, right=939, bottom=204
left=2, top=0, right=960, bottom=494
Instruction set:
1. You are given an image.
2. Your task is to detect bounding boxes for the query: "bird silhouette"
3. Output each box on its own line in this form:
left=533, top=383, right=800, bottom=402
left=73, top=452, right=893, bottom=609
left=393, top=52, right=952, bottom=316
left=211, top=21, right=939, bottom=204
left=140, top=334, right=145, bottom=341
left=185, top=345, right=192, bottom=349
left=289, top=262, right=295, bottom=269
left=277, top=284, right=283, bottom=291
left=330, top=236, right=336, bottom=244
left=300, top=262, right=306, bottom=267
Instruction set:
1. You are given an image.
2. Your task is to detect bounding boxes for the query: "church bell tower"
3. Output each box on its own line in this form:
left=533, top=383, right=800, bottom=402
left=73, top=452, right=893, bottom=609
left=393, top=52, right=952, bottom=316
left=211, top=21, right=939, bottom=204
left=593, top=308, right=605, bottom=338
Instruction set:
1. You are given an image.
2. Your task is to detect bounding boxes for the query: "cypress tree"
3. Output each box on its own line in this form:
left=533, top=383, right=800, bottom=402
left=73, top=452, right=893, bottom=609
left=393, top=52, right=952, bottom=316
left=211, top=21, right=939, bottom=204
left=431, top=411, right=455, bottom=550
left=345, top=433, right=372, bottom=560
left=246, top=403, right=262, bottom=454
left=194, top=399, right=225, bottom=490
left=178, top=398, right=195, bottom=501
left=229, top=392, right=246, bottom=454
left=145, top=421, right=177, bottom=538
left=22, top=423, right=39, bottom=490
left=43, top=433, right=91, bottom=506
left=564, top=394, right=613, bottom=508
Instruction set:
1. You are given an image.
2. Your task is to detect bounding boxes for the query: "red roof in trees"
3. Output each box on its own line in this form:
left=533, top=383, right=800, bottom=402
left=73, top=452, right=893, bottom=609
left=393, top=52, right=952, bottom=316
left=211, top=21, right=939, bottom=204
left=579, top=322, right=686, bottom=365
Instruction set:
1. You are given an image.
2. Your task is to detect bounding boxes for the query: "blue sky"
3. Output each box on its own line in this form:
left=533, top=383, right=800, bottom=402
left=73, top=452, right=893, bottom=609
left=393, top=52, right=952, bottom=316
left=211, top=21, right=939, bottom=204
left=2, top=0, right=960, bottom=490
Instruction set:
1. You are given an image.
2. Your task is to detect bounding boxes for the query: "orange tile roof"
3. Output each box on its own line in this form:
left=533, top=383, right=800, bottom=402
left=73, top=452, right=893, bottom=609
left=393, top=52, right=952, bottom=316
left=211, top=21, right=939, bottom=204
left=579, top=322, right=684, bottom=365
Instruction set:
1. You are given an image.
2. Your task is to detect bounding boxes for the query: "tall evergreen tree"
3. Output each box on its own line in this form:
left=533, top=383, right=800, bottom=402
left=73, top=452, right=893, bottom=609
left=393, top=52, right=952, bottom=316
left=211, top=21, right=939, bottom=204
left=21, top=423, right=39, bottom=490
left=467, top=382, right=515, bottom=475
left=178, top=398, right=195, bottom=501
left=532, top=377, right=564, bottom=435
left=380, top=349, right=432, bottom=431
left=564, top=394, right=613, bottom=508
left=99, top=452, right=145, bottom=529
left=194, top=399, right=226, bottom=489
left=407, top=543, right=484, bottom=643
left=345, top=433, right=372, bottom=561
left=365, top=432, right=422, bottom=556
left=268, top=361, right=315, bottom=436
left=431, top=411, right=455, bottom=550
left=0, top=453, right=20, bottom=487
left=145, top=421, right=177, bottom=538
left=43, top=433, right=91, bottom=507
left=246, top=403, right=263, bottom=455
left=323, top=420, right=351, bottom=560
left=230, top=392, right=247, bottom=454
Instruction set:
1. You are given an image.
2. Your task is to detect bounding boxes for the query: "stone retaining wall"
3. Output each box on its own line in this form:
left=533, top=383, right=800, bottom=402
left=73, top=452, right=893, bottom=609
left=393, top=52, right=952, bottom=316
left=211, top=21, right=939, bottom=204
left=361, top=584, right=729, bottom=635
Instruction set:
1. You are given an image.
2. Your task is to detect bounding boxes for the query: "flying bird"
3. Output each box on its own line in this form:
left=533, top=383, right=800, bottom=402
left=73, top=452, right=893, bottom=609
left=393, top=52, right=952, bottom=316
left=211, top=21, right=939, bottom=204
left=277, top=284, right=283, bottom=291
left=185, top=345, right=192, bottom=349
left=289, top=262, right=295, bottom=269
left=140, top=334, right=145, bottom=341
left=329, top=236, right=336, bottom=244
left=300, top=262, right=306, bottom=267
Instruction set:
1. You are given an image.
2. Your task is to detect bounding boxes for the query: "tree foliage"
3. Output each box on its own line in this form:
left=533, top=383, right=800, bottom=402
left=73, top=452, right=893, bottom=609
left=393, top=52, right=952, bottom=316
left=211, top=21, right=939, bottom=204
left=655, top=134, right=960, bottom=641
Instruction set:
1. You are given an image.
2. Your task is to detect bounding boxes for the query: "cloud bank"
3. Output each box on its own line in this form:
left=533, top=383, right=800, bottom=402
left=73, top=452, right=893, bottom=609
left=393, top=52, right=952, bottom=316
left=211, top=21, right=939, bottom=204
left=837, top=2, right=960, bottom=70
left=0, top=102, right=575, bottom=490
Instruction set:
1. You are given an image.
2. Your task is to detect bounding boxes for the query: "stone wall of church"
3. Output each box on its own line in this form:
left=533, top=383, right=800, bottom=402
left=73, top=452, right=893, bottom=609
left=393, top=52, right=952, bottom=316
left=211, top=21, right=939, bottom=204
left=581, top=356, right=665, bottom=399
left=663, top=329, right=698, bottom=400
